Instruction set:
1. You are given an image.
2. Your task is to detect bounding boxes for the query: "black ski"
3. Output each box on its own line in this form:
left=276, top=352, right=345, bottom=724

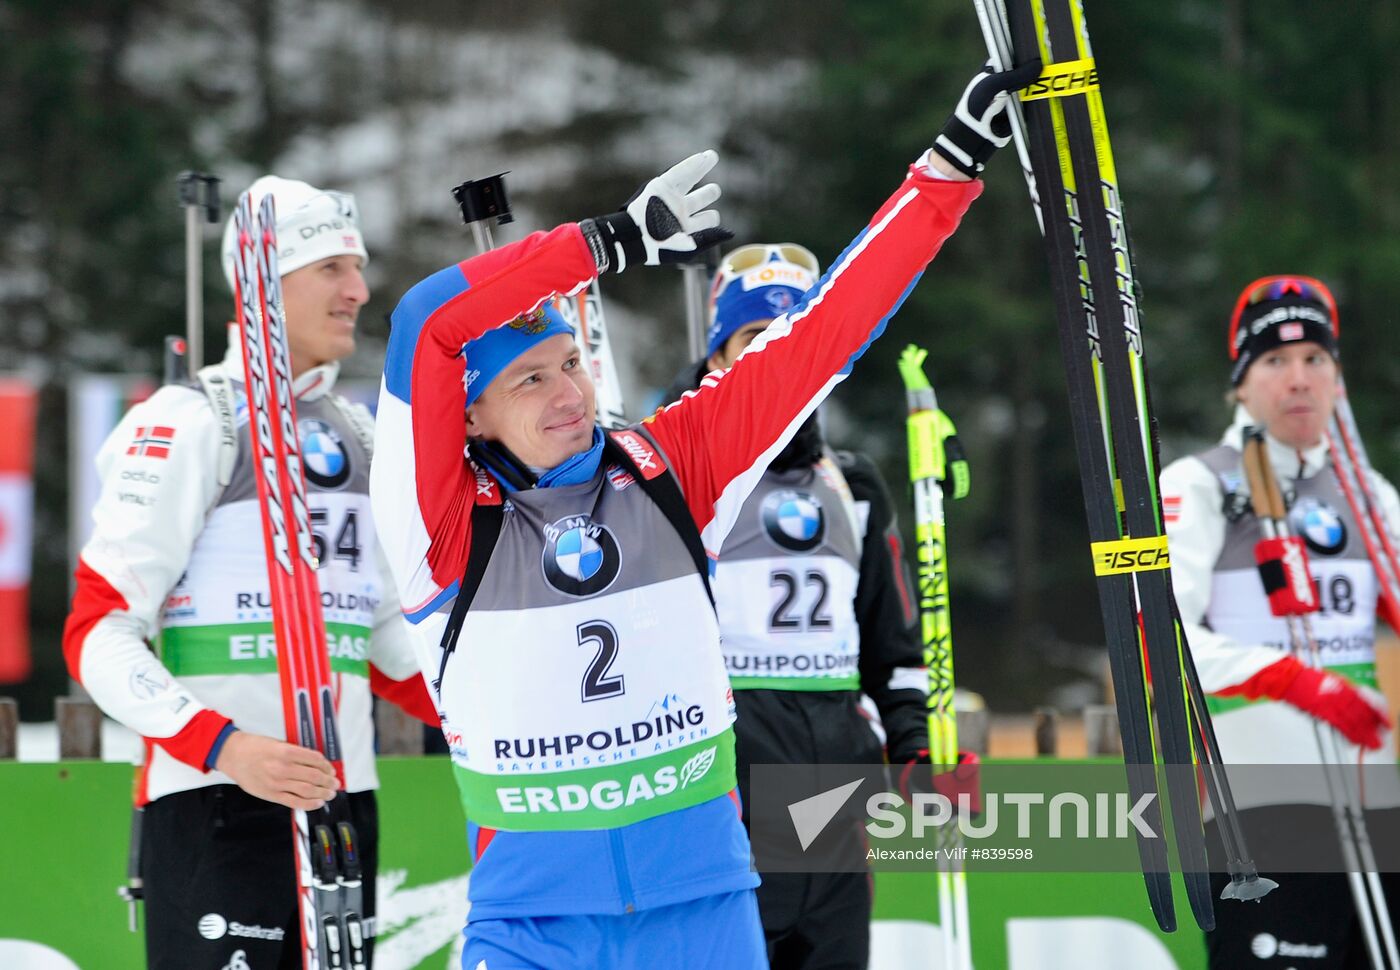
left=999, top=0, right=1214, bottom=931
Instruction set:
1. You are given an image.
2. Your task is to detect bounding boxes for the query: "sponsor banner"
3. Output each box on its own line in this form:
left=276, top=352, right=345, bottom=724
left=750, top=762, right=1400, bottom=874
left=158, top=620, right=372, bottom=677
left=0, top=759, right=1211, bottom=969
left=452, top=731, right=736, bottom=831
left=0, top=378, right=37, bottom=682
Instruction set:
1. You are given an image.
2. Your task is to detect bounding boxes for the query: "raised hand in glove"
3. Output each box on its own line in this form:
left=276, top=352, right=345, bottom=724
left=580, top=150, right=732, bottom=274
left=933, top=59, right=1043, bottom=178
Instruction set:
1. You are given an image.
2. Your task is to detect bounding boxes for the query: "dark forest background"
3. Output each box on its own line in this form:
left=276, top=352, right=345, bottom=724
left=4, top=0, right=1398, bottom=716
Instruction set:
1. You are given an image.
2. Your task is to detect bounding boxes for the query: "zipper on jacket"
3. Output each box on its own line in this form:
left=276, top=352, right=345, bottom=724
left=610, top=828, right=636, bottom=913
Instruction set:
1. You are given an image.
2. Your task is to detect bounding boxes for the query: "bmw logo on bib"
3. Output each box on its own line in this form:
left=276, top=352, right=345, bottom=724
left=1290, top=497, right=1347, bottom=556
left=542, top=515, right=622, bottom=596
left=761, top=489, right=825, bottom=553
left=299, top=418, right=351, bottom=489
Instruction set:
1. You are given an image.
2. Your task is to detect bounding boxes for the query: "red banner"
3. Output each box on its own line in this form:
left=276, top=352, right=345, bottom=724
left=0, top=379, right=37, bottom=683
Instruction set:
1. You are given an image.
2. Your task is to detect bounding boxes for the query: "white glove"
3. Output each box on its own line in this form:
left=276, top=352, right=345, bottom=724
left=580, top=151, right=732, bottom=274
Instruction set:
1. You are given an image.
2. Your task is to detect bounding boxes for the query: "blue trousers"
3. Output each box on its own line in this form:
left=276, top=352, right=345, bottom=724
left=463, top=889, right=768, bottom=969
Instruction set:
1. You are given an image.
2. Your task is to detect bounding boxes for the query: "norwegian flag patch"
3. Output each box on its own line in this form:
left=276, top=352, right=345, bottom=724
left=1163, top=495, right=1181, bottom=524
left=1279, top=322, right=1305, bottom=342
left=126, top=425, right=176, bottom=460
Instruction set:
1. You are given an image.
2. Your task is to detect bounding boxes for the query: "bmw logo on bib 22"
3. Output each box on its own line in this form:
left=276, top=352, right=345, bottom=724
left=298, top=418, right=351, bottom=489
left=761, top=489, right=825, bottom=553
left=542, top=515, right=622, bottom=596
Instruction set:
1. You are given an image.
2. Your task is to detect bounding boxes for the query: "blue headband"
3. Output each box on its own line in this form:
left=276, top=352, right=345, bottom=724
left=707, top=282, right=806, bottom=358
left=463, top=304, right=575, bottom=406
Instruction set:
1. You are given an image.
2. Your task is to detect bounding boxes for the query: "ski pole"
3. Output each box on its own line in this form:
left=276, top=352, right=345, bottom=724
left=680, top=248, right=721, bottom=362
left=452, top=172, right=513, bottom=256
left=1327, top=379, right=1400, bottom=629
left=971, top=0, right=1042, bottom=232
left=1242, top=427, right=1400, bottom=970
left=175, top=171, right=221, bottom=381
left=898, top=344, right=972, bottom=970
left=1177, top=617, right=1277, bottom=902
left=116, top=805, right=145, bottom=932
left=451, top=173, right=628, bottom=426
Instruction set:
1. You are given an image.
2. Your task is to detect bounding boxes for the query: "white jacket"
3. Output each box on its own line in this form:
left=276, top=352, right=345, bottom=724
left=65, top=340, right=426, bottom=803
left=1161, top=404, right=1400, bottom=808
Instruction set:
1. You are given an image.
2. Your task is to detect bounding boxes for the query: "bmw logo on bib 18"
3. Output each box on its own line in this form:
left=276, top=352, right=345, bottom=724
left=1289, top=496, right=1347, bottom=556
left=542, top=515, right=622, bottom=596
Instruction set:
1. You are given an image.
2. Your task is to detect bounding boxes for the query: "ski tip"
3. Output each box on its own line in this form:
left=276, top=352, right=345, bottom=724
left=1144, top=873, right=1176, bottom=934
left=1180, top=866, right=1217, bottom=932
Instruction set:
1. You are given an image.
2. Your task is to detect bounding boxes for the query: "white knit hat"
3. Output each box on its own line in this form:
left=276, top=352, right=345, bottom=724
left=220, top=175, right=368, bottom=291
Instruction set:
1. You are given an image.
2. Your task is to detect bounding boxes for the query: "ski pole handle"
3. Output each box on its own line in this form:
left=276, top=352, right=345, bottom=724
left=452, top=172, right=514, bottom=255
left=176, top=172, right=220, bottom=381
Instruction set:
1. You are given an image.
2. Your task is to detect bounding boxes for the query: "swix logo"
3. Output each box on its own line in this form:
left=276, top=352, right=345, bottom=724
left=472, top=463, right=501, bottom=505
left=1280, top=538, right=1318, bottom=608
left=609, top=430, right=666, bottom=480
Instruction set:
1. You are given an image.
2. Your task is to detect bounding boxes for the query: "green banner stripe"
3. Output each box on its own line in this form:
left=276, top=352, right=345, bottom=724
left=730, top=675, right=860, bottom=691
left=1206, top=662, right=1378, bottom=716
left=455, top=730, right=737, bottom=831
left=159, top=621, right=371, bottom=677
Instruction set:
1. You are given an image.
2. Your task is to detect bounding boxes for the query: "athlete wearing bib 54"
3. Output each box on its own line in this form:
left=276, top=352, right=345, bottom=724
left=1161, top=275, right=1400, bottom=969
left=63, top=176, right=437, bottom=970
left=372, top=61, right=1039, bottom=970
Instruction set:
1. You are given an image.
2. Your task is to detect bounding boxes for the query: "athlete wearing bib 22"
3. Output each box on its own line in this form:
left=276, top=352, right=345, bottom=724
left=1161, top=276, right=1399, bottom=969
left=662, top=244, right=951, bottom=968
left=373, top=62, right=1037, bottom=970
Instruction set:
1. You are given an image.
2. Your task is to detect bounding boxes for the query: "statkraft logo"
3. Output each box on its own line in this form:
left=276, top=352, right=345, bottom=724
left=495, top=746, right=717, bottom=815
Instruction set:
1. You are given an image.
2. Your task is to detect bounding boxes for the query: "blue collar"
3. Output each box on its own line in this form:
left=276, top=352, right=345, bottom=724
left=493, top=427, right=605, bottom=493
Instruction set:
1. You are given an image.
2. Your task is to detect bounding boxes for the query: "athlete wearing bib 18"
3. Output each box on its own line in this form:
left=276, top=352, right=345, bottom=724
left=1162, top=275, right=1400, bottom=969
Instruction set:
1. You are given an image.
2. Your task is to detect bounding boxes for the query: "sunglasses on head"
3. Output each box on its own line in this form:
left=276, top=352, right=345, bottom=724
left=1228, top=274, right=1339, bottom=357
left=711, top=243, right=821, bottom=303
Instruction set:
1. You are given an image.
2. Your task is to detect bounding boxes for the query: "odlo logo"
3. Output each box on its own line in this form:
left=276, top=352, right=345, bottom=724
left=542, top=515, right=622, bottom=596
left=298, top=418, right=351, bottom=489
left=761, top=489, right=825, bottom=553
